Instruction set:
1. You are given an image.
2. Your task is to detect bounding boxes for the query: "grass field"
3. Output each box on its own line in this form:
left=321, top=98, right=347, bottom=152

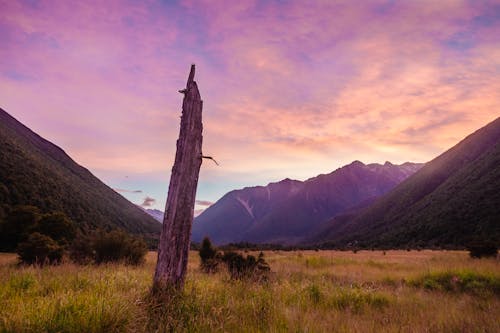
left=0, top=250, right=498, bottom=332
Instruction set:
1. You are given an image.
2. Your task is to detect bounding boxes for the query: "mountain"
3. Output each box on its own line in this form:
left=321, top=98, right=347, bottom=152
left=192, top=178, right=304, bottom=244
left=192, top=161, right=422, bottom=244
left=0, top=108, right=161, bottom=240
left=314, top=117, right=500, bottom=248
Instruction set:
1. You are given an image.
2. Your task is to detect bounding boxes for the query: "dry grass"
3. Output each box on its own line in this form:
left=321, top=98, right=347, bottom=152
left=0, top=250, right=498, bottom=332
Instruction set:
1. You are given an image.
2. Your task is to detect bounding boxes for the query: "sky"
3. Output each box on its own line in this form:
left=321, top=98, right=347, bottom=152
left=1, top=0, right=500, bottom=212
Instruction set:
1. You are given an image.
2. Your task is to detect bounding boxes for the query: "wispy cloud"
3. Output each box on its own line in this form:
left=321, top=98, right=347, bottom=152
left=113, top=188, right=142, bottom=193
left=1, top=0, right=499, bottom=205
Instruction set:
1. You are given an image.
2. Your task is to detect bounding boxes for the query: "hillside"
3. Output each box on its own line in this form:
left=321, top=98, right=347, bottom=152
left=0, top=108, right=161, bottom=239
left=193, top=161, right=422, bottom=244
left=314, top=117, right=500, bottom=248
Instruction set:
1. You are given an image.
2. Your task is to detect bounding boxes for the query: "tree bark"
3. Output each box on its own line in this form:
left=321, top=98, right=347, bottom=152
left=153, top=64, right=203, bottom=291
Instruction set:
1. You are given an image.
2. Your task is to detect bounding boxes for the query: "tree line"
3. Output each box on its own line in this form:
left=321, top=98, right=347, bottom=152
left=0, top=205, right=148, bottom=265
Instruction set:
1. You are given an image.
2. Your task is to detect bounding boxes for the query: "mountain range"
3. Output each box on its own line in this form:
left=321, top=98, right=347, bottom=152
left=2, top=105, right=498, bottom=249
left=312, top=116, right=500, bottom=248
left=194, top=117, right=500, bottom=248
left=192, top=161, right=422, bottom=244
left=0, top=108, right=161, bottom=241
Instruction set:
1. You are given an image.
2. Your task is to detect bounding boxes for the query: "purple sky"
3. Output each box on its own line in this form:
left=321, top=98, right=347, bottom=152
left=1, top=0, right=500, bottom=211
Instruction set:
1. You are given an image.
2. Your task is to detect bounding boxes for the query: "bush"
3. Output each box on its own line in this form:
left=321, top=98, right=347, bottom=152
left=467, top=241, right=498, bottom=258
left=0, top=206, right=77, bottom=253
left=0, top=205, right=40, bottom=251
left=17, top=232, right=63, bottom=265
left=197, top=237, right=271, bottom=279
left=199, top=237, right=220, bottom=273
left=69, top=230, right=148, bottom=265
left=222, top=251, right=270, bottom=280
left=36, top=212, right=77, bottom=246
left=69, top=233, right=95, bottom=265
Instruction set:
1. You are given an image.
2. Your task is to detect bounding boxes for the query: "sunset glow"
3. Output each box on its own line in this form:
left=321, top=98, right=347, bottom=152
left=1, top=0, right=499, bottom=210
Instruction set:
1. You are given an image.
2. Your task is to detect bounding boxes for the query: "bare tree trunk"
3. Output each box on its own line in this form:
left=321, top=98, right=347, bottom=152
left=153, top=64, right=203, bottom=291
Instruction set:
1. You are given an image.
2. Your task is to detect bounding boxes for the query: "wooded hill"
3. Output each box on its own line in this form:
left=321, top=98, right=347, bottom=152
left=0, top=108, right=161, bottom=241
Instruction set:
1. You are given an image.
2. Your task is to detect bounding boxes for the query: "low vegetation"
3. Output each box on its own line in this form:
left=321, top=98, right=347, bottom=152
left=198, top=237, right=220, bottom=273
left=70, top=229, right=148, bottom=265
left=467, top=240, right=498, bottom=258
left=0, top=205, right=148, bottom=266
left=0, top=206, right=76, bottom=265
left=0, top=250, right=498, bottom=332
left=199, top=237, right=270, bottom=280
left=410, top=270, right=500, bottom=296
left=16, top=232, right=64, bottom=265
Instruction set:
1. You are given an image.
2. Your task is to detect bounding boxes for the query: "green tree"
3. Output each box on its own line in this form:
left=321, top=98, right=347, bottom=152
left=86, top=229, right=148, bottom=265
left=199, top=237, right=219, bottom=273
left=0, top=205, right=40, bottom=251
left=69, top=232, right=95, bottom=264
left=17, top=232, right=63, bottom=265
left=36, top=211, right=76, bottom=246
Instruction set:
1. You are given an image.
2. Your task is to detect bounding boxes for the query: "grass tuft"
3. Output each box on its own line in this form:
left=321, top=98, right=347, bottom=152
left=411, top=270, right=500, bottom=295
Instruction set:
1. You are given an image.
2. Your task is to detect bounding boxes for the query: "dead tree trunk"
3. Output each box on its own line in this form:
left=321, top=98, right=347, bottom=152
left=153, top=64, right=203, bottom=291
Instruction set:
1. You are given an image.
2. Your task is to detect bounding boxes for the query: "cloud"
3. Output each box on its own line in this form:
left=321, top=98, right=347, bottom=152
left=195, top=200, right=213, bottom=206
left=113, top=188, right=142, bottom=193
left=1, top=0, right=500, bottom=203
left=141, top=196, right=156, bottom=207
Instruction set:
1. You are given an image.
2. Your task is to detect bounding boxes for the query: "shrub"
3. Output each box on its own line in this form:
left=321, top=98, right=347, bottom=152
left=257, top=252, right=271, bottom=272
left=199, top=237, right=219, bottom=273
left=93, top=230, right=148, bottom=265
left=197, top=237, right=273, bottom=278
left=467, top=241, right=498, bottom=258
left=222, top=251, right=270, bottom=280
left=36, top=212, right=77, bottom=246
left=17, top=232, right=63, bottom=265
left=308, top=284, right=322, bottom=304
left=0, top=205, right=40, bottom=251
left=70, top=230, right=148, bottom=265
left=69, top=233, right=95, bottom=265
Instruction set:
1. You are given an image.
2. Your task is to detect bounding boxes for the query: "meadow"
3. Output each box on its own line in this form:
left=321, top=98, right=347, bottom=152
left=0, top=250, right=498, bottom=332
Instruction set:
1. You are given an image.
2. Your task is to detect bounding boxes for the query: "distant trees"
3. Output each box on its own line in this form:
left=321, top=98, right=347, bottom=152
left=0, top=205, right=147, bottom=266
left=0, top=205, right=40, bottom=251
left=0, top=206, right=76, bottom=265
left=198, top=237, right=270, bottom=280
left=467, top=241, right=498, bottom=258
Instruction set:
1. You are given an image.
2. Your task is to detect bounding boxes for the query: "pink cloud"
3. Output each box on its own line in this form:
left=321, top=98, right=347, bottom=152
left=1, top=0, right=500, bottom=205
